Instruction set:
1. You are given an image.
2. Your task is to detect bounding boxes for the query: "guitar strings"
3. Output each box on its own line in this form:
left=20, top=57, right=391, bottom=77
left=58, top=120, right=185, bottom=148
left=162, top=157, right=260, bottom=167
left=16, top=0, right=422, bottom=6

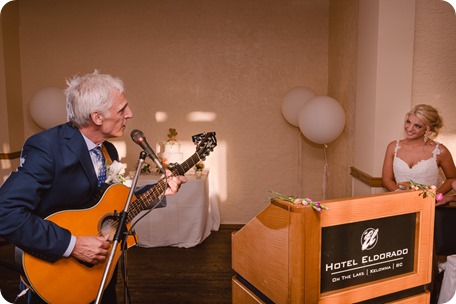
left=99, top=151, right=204, bottom=241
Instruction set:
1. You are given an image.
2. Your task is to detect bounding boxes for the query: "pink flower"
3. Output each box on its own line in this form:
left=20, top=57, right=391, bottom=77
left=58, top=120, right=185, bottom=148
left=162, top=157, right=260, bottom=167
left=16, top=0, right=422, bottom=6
left=436, top=193, right=444, bottom=202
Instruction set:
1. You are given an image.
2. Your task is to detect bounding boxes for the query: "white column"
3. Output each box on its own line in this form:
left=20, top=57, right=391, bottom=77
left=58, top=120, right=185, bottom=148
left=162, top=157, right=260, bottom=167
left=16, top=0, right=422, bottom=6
left=353, top=0, right=416, bottom=196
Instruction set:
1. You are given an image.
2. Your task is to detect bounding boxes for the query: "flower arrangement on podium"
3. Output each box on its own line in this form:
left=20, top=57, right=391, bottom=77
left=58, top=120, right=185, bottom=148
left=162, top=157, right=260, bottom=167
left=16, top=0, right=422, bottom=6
left=406, top=180, right=443, bottom=202
left=270, top=191, right=329, bottom=212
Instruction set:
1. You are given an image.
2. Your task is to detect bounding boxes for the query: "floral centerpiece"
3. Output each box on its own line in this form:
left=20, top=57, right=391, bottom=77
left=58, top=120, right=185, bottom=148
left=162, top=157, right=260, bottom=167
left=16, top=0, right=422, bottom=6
left=155, top=157, right=169, bottom=174
left=140, top=162, right=151, bottom=174
left=270, top=191, right=329, bottom=212
left=195, top=161, right=205, bottom=172
left=194, top=161, right=204, bottom=178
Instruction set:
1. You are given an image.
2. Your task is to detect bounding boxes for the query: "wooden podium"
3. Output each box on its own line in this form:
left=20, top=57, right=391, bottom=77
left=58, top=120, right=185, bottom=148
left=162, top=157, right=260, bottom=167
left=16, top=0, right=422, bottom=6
left=232, top=190, right=434, bottom=303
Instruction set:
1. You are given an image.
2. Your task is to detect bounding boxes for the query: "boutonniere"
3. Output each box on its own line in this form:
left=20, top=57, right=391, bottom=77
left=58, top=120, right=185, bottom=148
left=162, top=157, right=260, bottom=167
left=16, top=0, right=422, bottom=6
left=106, top=161, right=126, bottom=184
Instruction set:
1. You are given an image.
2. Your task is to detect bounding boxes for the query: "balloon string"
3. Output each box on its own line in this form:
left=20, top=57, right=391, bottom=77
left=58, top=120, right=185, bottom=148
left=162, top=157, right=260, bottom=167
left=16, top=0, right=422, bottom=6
left=323, top=144, right=328, bottom=200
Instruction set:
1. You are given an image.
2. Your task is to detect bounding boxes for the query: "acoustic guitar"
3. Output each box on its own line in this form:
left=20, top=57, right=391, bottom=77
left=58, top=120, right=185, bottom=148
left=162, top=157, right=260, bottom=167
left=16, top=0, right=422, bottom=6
left=22, top=132, right=217, bottom=304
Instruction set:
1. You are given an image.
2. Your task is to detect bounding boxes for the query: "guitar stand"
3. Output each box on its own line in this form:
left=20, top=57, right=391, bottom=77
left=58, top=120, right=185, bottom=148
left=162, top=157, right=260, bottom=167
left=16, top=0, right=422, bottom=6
left=95, top=151, right=147, bottom=304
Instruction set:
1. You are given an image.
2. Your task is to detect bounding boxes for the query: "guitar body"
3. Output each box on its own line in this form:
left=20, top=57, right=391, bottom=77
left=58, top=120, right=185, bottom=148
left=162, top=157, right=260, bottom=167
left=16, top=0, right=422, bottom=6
left=22, top=184, right=137, bottom=304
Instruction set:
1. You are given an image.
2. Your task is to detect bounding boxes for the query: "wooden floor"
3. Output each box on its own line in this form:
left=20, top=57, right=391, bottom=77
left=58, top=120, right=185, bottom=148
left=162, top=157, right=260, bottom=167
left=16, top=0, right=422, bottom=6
left=0, top=226, right=239, bottom=304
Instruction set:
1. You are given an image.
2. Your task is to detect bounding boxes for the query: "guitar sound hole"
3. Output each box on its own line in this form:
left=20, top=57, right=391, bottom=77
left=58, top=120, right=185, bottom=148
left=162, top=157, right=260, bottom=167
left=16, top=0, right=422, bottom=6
left=99, top=215, right=119, bottom=242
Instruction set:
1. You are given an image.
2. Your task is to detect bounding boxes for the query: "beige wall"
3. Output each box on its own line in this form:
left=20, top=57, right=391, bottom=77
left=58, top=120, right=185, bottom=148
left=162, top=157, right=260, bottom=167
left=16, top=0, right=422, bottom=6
left=2, top=0, right=330, bottom=224
left=326, top=0, right=358, bottom=199
left=0, top=9, right=9, bottom=179
left=0, top=2, right=22, bottom=180
left=1, top=0, right=455, bottom=223
left=414, top=0, right=456, bottom=126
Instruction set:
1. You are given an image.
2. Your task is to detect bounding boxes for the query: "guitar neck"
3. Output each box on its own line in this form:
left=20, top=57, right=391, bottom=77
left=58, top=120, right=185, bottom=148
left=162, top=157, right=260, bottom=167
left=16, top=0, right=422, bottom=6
left=126, top=152, right=201, bottom=222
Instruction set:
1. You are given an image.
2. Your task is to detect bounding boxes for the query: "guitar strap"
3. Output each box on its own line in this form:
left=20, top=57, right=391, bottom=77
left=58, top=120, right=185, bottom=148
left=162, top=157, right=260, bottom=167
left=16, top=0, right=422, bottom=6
left=101, top=143, right=113, bottom=166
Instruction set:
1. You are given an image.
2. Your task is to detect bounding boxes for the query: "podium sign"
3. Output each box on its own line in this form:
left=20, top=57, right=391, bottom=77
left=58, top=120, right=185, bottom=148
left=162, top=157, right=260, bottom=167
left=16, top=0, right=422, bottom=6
left=321, top=213, right=415, bottom=292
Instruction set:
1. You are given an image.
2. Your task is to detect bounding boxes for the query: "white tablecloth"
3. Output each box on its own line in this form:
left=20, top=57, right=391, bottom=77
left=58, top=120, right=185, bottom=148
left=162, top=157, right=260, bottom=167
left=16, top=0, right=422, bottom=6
left=131, top=171, right=220, bottom=248
left=438, top=255, right=456, bottom=304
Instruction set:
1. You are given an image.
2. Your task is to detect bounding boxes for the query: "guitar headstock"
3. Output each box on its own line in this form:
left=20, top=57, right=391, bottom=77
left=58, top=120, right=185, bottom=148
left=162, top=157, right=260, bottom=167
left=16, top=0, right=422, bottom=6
left=192, top=132, right=217, bottom=161
left=168, top=132, right=217, bottom=176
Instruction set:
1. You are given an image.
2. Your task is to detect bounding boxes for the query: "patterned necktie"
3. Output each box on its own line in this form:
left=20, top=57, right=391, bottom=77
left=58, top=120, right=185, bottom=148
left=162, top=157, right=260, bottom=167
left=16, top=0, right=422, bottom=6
left=91, top=147, right=106, bottom=186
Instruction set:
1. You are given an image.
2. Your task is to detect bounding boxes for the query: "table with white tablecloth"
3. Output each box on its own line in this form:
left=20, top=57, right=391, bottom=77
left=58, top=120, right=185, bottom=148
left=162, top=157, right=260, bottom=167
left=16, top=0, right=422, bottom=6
left=438, top=255, right=456, bottom=304
left=131, top=171, right=220, bottom=248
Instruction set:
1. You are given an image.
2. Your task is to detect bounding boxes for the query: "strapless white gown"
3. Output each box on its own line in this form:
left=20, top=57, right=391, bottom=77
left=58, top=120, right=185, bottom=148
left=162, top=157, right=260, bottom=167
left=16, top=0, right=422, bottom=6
left=393, top=140, right=441, bottom=186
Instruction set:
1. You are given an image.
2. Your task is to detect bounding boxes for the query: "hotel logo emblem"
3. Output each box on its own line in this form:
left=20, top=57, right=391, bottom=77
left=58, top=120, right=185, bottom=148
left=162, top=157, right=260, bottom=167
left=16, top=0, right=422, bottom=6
left=361, top=228, right=378, bottom=251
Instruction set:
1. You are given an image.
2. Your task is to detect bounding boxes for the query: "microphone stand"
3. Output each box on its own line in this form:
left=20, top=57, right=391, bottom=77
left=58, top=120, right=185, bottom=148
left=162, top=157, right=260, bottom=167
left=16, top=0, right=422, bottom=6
left=95, top=151, right=147, bottom=304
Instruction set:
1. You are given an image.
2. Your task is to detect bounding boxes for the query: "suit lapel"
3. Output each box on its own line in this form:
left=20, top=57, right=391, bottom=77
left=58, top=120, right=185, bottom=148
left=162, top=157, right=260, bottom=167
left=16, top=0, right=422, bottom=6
left=62, top=124, right=98, bottom=190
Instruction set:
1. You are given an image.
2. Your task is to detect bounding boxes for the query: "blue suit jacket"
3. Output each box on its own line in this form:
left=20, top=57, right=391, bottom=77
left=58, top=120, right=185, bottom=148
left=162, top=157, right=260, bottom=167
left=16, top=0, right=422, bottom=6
left=0, top=123, right=118, bottom=262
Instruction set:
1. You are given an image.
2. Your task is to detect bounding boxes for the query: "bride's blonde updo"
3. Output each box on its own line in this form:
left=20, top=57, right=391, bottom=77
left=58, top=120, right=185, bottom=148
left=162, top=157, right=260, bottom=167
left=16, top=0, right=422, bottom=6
left=406, top=104, right=444, bottom=140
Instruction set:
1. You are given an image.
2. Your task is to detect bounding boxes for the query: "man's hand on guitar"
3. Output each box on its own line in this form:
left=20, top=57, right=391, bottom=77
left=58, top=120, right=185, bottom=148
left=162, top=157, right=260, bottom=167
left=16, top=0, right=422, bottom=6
left=71, top=235, right=111, bottom=265
left=163, top=169, right=188, bottom=195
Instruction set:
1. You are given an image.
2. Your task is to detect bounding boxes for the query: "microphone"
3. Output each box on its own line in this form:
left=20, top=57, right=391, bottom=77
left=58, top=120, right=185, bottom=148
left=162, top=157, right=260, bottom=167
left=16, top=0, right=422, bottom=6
left=131, top=129, right=165, bottom=174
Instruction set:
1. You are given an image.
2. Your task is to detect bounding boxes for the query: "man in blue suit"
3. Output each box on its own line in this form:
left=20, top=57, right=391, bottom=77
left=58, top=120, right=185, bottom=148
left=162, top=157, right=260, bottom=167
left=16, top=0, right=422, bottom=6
left=0, top=71, right=187, bottom=303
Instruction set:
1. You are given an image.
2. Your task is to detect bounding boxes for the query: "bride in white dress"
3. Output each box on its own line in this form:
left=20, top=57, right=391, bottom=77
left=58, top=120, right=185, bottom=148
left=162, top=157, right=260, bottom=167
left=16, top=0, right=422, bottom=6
left=382, top=104, right=456, bottom=206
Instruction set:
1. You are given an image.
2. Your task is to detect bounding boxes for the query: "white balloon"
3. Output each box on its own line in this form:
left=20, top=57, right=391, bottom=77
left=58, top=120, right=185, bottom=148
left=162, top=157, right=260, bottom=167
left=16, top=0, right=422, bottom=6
left=281, top=87, right=316, bottom=127
left=30, top=87, right=67, bottom=129
left=298, top=96, right=345, bottom=144
left=0, top=0, right=14, bottom=12
left=442, top=0, right=456, bottom=13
